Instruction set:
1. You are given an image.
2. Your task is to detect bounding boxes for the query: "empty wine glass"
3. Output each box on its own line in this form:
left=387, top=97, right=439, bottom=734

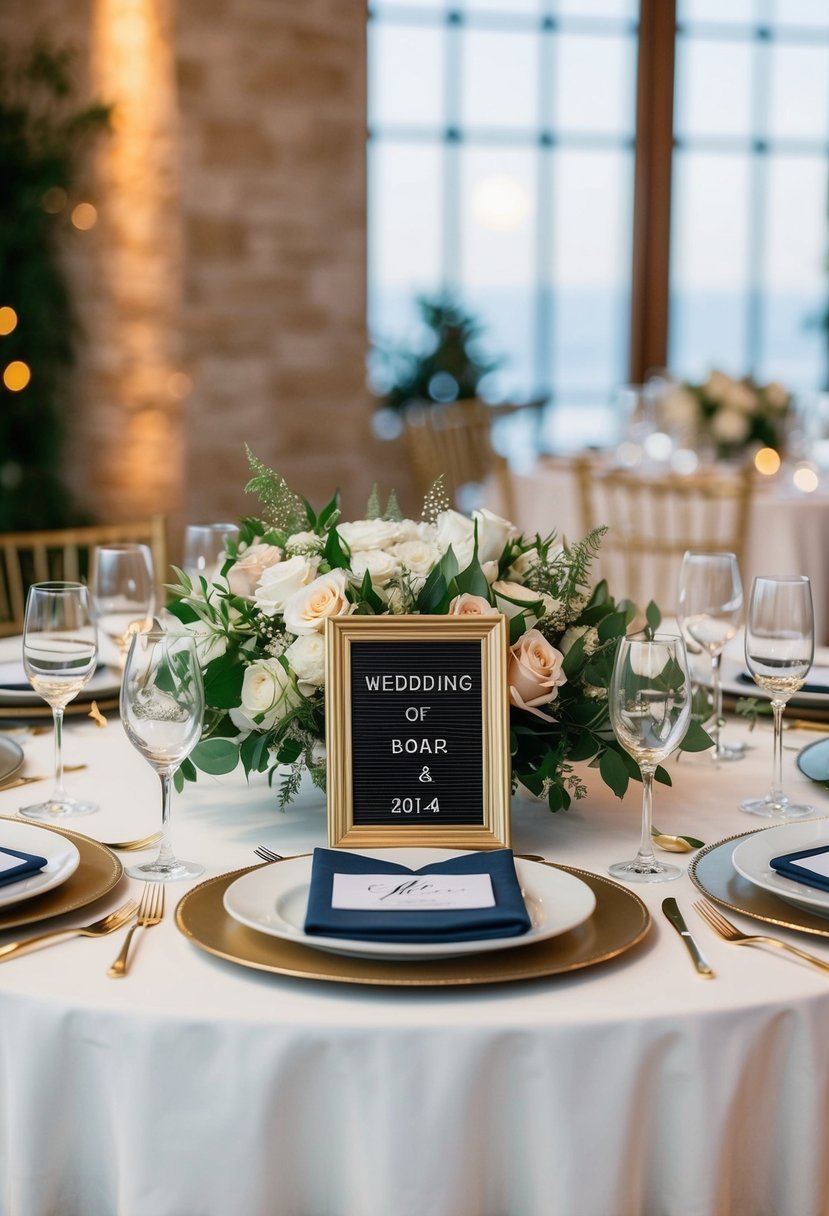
left=677, top=550, right=744, bottom=762
left=741, top=575, right=814, bottom=819
left=609, top=634, right=692, bottom=883
left=182, top=523, right=239, bottom=586
left=90, top=544, right=154, bottom=668
left=21, top=582, right=98, bottom=819
left=120, top=629, right=205, bottom=880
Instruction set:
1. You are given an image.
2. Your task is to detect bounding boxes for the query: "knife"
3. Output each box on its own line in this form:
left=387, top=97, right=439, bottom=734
left=661, top=898, right=716, bottom=978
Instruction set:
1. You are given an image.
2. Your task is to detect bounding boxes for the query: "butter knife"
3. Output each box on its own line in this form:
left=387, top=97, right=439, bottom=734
left=662, top=897, right=715, bottom=978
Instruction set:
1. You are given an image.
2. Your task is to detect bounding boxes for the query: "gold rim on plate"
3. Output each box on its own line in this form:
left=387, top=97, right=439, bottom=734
left=175, top=861, right=651, bottom=987
left=690, top=829, right=829, bottom=939
left=0, top=815, right=123, bottom=930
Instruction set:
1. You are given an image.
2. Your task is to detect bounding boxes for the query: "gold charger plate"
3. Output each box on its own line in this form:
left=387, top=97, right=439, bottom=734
left=0, top=696, right=119, bottom=721
left=175, top=861, right=650, bottom=987
left=0, top=815, right=123, bottom=931
left=690, top=830, right=829, bottom=939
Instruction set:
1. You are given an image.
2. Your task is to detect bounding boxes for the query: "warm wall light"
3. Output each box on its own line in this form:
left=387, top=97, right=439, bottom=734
left=754, top=447, right=781, bottom=476
left=3, top=361, right=31, bottom=391
left=0, top=307, right=18, bottom=336
left=71, top=202, right=98, bottom=230
left=167, top=371, right=192, bottom=399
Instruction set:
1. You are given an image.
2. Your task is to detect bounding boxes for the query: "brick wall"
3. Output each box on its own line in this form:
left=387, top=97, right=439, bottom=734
left=2, top=0, right=413, bottom=549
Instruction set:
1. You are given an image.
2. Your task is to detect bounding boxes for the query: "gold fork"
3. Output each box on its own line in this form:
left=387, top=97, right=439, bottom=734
left=0, top=900, right=138, bottom=963
left=101, top=831, right=162, bottom=852
left=107, top=883, right=165, bottom=978
left=694, top=900, right=829, bottom=976
left=0, top=764, right=87, bottom=792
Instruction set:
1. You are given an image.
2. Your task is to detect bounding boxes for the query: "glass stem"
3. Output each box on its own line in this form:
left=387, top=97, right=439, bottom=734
left=636, top=765, right=657, bottom=868
left=769, top=698, right=787, bottom=808
left=154, top=771, right=177, bottom=869
left=52, top=706, right=67, bottom=801
left=711, top=651, right=723, bottom=752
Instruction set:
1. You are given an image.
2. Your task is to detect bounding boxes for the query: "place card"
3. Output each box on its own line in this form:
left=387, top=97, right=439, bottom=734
left=331, top=871, right=495, bottom=912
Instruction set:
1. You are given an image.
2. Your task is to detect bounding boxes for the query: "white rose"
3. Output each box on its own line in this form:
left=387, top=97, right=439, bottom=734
left=509, top=629, right=568, bottom=719
left=448, top=593, right=500, bottom=617
left=337, top=519, right=401, bottom=552
left=396, top=519, right=437, bottom=544
left=253, top=555, right=318, bottom=617
left=711, top=407, right=750, bottom=445
left=226, top=543, right=283, bottom=597
left=661, top=388, right=699, bottom=431
left=229, top=657, right=301, bottom=733
left=351, top=548, right=400, bottom=587
left=482, top=561, right=499, bottom=584
left=704, top=370, right=731, bottom=402
left=285, top=633, right=326, bottom=693
left=183, top=619, right=228, bottom=664
left=390, top=539, right=441, bottom=578
left=721, top=381, right=757, bottom=414
left=560, top=624, right=600, bottom=657
left=765, top=382, right=789, bottom=412
left=283, top=568, right=352, bottom=634
left=472, top=507, right=517, bottom=564
left=629, top=641, right=673, bottom=679
left=285, top=530, right=323, bottom=554
left=435, top=510, right=475, bottom=568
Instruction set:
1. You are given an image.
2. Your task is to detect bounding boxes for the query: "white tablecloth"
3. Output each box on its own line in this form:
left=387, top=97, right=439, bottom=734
left=2, top=716, right=829, bottom=1216
left=492, top=461, right=829, bottom=645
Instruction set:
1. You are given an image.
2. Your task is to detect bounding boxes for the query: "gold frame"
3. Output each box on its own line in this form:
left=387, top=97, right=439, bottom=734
left=325, top=615, right=511, bottom=849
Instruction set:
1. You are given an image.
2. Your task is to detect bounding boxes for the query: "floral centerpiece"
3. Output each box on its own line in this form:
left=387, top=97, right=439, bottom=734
left=662, top=371, right=791, bottom=460
left=167, top=452, right=709, bottom=812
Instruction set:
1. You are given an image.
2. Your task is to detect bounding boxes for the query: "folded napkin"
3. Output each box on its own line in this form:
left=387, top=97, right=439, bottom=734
left=770, top=845, right=829, bottom=894
left=0, top=846, right=48, bottom=888
left=304, top=848, right=532, bottom=943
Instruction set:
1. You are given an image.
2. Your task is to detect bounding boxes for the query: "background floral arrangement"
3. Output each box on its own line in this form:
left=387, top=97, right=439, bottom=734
left=167, top=451, right=709, bottom=812
left=661, top=370, right=791, bottom=458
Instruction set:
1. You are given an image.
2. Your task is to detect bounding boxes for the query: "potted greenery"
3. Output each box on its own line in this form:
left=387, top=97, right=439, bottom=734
left=0, top=38, right=110, bottom=530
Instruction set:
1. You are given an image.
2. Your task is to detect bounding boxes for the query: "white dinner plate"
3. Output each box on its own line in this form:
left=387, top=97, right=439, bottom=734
left=223, top=849, right=597, bottom=961
left=0, top=736, right=24, bottom=784
left=0, top=635, right=121, bottom=708
left=731, top=818, right=829, bottom=918
left=0, top=819, right=81, bottom=909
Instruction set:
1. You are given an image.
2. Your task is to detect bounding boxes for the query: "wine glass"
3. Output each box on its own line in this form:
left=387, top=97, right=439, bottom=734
left=677, top=550, right=744, bottom=762
left=608, top=634, right=692, bottom=883
left=90, top=544, right=155, bottom=668
left=741, top=575, right=815, bottom=819
left=182, top=523, right=239, bottom=586
left=120, top=629, right=205, bottom=880
left=20, top=582, right=98, bottom=819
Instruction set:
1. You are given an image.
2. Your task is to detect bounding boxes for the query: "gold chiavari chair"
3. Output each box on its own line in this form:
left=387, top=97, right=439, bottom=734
left=573, top=457, right=755, bottom=614
left=0, top=517, right=167, bottom=637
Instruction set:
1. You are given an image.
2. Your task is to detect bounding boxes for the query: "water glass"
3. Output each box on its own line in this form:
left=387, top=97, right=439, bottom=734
left=182, top=523, right=239, bottom=586
left=90, top=544, right=155, bottom=667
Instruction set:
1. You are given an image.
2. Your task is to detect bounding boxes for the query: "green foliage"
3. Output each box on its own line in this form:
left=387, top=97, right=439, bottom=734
left=372, top=293, right=503, bottom=412
left=244, top=446, right=309, bottom=534
left=0, top=38, right=110, bottom=529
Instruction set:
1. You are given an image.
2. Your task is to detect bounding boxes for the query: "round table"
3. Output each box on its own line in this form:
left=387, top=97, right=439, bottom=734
left=1, top=716, right=829, bottom=1216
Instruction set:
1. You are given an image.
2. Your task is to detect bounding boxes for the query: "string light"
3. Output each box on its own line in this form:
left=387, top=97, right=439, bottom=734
left=71, top=203, right=98, bottom=230
left=3, top=361, right=31, bottom=391
left=754, top=447, right=781, bottom=476
left=793, top=464, right=819, bottom=494
left=0, top=307, right=17, bottom=336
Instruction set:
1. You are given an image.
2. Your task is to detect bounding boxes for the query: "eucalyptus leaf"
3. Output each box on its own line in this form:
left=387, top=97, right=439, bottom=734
left=191, top=739, right=240, bottom=775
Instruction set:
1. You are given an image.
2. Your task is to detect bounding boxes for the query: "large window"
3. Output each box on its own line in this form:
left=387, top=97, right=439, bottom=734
left=367, top=0, right=829, bottom=449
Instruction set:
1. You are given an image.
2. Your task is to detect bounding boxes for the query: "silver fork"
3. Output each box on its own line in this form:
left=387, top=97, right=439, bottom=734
left=107, top=883, right=165, bottom=978
left=0, top=900, right=138, bottom=963
left=254, top=845, right=284, bottom=863
left=694, top=899, right=829, bottom=975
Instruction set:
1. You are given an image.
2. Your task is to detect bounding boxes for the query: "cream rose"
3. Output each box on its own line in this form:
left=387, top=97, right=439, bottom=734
left=448, top=593, right=500, bottom=617
left=283, top=568, right=352, bottom=634
left=226, top=543, right=283, bottom=597
left=229, top=657, right=301, bottom=733
left=253, top=555, right=318, bottom=617
left=711, top=407, right=750, bottom=445
left=509, top=629, right=567, bottom=719
left=492, top=579, right=554, bottom=622
left=285, top=633, right=326, bottom=693
left=336, top=519, right=401, bottom=552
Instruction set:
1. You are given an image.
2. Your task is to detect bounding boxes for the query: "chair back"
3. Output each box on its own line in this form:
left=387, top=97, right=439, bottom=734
left=403, top=399, right=496, bottom=511
left=573, top=459, right=755, bottom=613
left=0, top=517, right=167, bottom=637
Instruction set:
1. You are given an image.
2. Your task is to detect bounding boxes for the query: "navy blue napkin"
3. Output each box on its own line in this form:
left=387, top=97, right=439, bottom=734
left=0, top=846, right=48, bottom=888
left=304, top=848, right=532, bottom=943
left=770, top=845, right=829, bottom=893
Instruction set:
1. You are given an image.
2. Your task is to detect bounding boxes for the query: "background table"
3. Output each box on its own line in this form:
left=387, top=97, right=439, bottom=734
left=2, top=714, right=829, bottom=1216
left=491, top=459, right=829, bottom=644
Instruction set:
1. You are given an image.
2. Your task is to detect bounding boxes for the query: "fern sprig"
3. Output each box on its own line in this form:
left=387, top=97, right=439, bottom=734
left=244, top=446, right=308, bottom=533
